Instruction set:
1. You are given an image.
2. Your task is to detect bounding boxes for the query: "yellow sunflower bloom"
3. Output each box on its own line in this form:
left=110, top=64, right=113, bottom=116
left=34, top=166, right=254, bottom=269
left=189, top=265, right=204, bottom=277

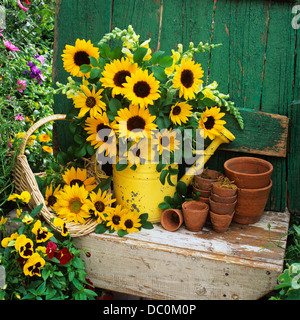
left=123, top=68, right=160, bottom=108
left=100, top=57, right=138, bottom=97
left=32, top=220, right=54, bottom=243
left=151, top=129, right=181, bottom=156
left=53, top=217, right=69, bottom=237
left=120, top=211, right=141, bottom=233
left=126, top=139, right=150, bottom=167
left=53, top=184, right=93, bottom=224
left=172, top=58, right=204, bottom=100
left=62, top=167, right=97, bottom=192
left=23, top=252, right=45, bottom=277
left=105, top=205, right=128, bottom=231
left=198, top=107, right=226, bottom=140
left=42, top=146, right=53, bottom=153
left=114, top=104, right=157, bottom=141
left=62, top=39, right=100, bottom=78
left=169, top=101, right=193, bottom=126
left=38, top=134, right=51, bottom=142
left=84, top=113, right=116, bottom=150
left=45, top=184, right=61, bottom=209
left=89, top=189, right=116, bottom=223
left=73, top=85, right=106, bottom=118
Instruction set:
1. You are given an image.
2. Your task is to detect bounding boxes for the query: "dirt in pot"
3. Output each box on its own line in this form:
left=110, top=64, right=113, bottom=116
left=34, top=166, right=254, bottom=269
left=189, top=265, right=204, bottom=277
left=215, top=176, right=237, bottom=189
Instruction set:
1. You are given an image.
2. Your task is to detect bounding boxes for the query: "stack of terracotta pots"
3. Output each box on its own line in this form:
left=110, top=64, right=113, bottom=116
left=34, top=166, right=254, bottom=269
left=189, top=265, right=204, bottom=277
left=224, top=157, right=273, bottom=225
left=192, top=169, right=223, bottom=204
left=209, top=177, right=237, bottom=233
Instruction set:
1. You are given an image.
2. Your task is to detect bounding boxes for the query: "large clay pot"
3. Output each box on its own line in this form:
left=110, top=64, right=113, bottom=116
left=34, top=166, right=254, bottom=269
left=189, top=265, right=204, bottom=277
left=233, top=180, right=272, bottom=224
left=212, top=183, right=237, bottom=197
left=224, top=157, right=273, bottom=189
left=194, top=169, right=222, bottom=191
left=160, top=209, right=183, bottom=232
left=210, top=210, right=234, bottom=233
left=182, top=201, right=209, bottom=232
left=210, top=192, right=237, bottom=204
left=209, top=198, right=237, bottom=215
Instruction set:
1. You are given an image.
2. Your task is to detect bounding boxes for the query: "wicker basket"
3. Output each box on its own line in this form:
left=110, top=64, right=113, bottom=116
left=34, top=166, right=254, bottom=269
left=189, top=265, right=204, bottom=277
left=13, top=114, right=109, bottom=237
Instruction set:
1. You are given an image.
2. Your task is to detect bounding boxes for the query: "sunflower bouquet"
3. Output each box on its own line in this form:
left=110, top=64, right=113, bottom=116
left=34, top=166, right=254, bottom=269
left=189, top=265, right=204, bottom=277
left=56, top=25, right=243, bottom=176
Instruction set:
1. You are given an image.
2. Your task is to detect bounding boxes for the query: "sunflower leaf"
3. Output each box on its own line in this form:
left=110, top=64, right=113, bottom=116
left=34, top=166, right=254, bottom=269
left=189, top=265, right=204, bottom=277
left=80, top=64, right=91, bottom=73
left=89, top=56, right=99, bottom=68
left=159, top=56, right=173, bottom=68
left=117, top=229, right=129, bottom=237
left=95, top=223, right=107, bottom=234
left=133, top=47, right=148, bottom=64
left=142, top=221, right=154, bottom=230
left=90, top=68, right=101, bottom=79
left=160, top=169, right=168, bottom=185
left=151, top=50, right=165, bottom=64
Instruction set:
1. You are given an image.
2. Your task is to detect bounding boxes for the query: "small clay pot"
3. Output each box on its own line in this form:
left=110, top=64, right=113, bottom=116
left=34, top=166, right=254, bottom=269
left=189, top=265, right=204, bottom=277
left=192, top=185, right=211, bottom=198
left=212, top=182, right=237, bottom=197
left=209, top=198, right=237, bottom=215
left=210, top=192, right=237, bottom=204
left=233, top=180, right=272, bottom=225
left=182, top=201, right=209, bottom=232
left=224, top=157, right=273, bottom=189
left=160, top=209, right=183, bottom=232
left=210, top=210, right=234, bottom=233
left=194, top=169, right=223, bottom=191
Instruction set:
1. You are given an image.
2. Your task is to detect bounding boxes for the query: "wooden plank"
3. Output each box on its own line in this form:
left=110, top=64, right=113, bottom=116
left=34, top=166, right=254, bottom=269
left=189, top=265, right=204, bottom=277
left=216, top=108, right=289, bottom=157
left=74, top=210, right=290, bottom=300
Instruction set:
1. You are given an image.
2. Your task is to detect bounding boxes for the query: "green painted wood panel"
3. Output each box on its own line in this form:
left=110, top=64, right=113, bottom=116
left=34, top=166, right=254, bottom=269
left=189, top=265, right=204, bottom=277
left=52, top=0, right=299, bottom=213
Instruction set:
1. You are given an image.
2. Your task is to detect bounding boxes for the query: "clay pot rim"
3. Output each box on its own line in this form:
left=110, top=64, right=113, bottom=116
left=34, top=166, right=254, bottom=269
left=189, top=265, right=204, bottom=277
left=182, top=200, right=209, bottom=211
left=224, top=157, right=273, bottom=177
left=194, top=169, right=223, bottom=181
left=238, top=180, right=273, bottom=192
left=210, top=210, right=235, bottom=217
left=209, top=197, right=237, bottom=207
left=160, top=209, right=183, bottom=232
left=211, top=192, right=237, bottom=201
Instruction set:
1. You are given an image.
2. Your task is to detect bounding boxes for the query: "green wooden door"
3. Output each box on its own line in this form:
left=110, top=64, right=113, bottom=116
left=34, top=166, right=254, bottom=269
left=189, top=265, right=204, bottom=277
left=53, top=0, right=299, bottom=215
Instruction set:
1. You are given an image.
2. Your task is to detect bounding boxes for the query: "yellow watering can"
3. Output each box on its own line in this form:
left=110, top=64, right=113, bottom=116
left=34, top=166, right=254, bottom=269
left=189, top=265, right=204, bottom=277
left=113, top=127, right=235, bottom=223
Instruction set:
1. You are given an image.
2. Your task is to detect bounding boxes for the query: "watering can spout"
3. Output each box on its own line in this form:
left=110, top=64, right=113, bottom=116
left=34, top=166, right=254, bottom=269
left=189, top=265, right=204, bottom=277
left=179, top=127, right=235, bottom=186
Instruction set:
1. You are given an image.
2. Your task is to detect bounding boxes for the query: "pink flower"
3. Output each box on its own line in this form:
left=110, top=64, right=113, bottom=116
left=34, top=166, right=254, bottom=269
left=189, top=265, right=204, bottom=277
left=15, top=114, right=25, bottom=121
left=17, top=79, right=27, bottom=92
left=8, top=141, right=12, bottom=149
left=24, top=0, right=31, bottom=4
left=3, top=40, right=19, bottom=52
left=0, top=30, right=3, bottom=37
left=17, top=0, right=29, bottom=12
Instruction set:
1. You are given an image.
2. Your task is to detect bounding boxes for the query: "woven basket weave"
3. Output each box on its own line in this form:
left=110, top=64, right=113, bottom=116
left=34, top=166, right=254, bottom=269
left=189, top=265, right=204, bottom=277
left=13, top=114, right=109, bottom=237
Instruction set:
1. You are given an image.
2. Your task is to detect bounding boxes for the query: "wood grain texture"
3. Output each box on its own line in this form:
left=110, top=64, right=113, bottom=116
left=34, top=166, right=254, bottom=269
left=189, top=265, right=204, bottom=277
left=74, top=210, right=289, bottom=300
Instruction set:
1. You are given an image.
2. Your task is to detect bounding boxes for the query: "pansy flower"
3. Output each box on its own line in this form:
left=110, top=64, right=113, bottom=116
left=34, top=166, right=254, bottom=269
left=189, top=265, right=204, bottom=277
left=46, top=241, right=57, bottom=259
left=55, top=248, right=73, bottom=265
left=32, top=220, right=54, bottom=243
left=15, top=234, right=34, bottom=259
left=23, top=253, right=45, bottom=277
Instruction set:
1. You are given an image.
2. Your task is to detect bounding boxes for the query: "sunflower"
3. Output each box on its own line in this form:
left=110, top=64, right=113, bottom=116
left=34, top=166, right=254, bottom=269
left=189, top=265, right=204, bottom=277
left=53, top=184, right=93, bottom=224
left=73, top=85, right=106, bottom=118
left=89, top=189, right=116, bottom=223
left=120, top=211, right=141, bottom=234
left=114, top=104, right=157, bottom=141
left=198, top=107, right=226, bottom=140
left=100, top=57, right=138, bottom=97
left=172, top=58, right=204, bottom=100
left=169, top=101, right=193, bottom=125
left=45, top=184, right=61, bottom=209
left=123, top=68, right=160, bottom=108
left=84, top=113, right=116, bottom=150
left=62, top=39, right=100, bottom=78
left=105, top=205, right=128, bottom=231
left=62, top=167, right=97, bottom=192
left=126, top=139, right=150, bottom=166
left=96, top=131, right=117, bottom=159
left=151, top=129, right=181, bottom=156
left=38, top=134, right=51, bottom=142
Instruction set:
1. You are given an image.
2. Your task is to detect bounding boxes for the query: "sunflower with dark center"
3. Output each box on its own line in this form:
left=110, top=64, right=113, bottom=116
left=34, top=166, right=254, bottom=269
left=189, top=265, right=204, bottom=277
left=198, top=106, right=226, bottom=140
left=152, top=129, right=180, bottom=156
left=89, top=189, right=116, bottom=223
left=62, top=167, right=97, bottom=192
left=84, top=113, right=116, bottom=150
left=62, top=39, right=99, bottom=78
left=106, top=205, right=129, bottom=231
left=32, top=220, right=54, bottom=243
left=45, top=184, right=61, bottom=209
left=173, top=58, right=204, bottom=100
left=123, top=68, right=161, bottom=108
left=120, top=211, right=141, bottom=233
left=73, top=85, right=106, bottom=118
left=126, top=139, right=150, bottom=166
left=170, top=101, right=193, bottom=125
left=114, top=104, right=157, bottom=141
left=100, top=57, right=138, bottom=97
left=23, top=253, right=45, bottom=277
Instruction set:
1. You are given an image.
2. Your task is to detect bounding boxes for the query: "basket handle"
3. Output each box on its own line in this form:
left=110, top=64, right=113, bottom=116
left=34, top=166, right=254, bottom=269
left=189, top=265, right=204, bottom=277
left=19, top=114, right=68, bottom=156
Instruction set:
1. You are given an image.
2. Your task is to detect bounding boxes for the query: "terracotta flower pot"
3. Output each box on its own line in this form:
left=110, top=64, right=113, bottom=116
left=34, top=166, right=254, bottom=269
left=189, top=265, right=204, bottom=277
left=210, top=210, right=234, bottom=233
left=192, top=185, right=211, bottom=198
left=210, top=192, right=237, bottom=204
left=209, top=198, right=237, bottom=215
left=160, top=209, right=183, bottom=232
left=224, top=157, right=273, bottom=189
left=212, top=183, right=237, bottom=197
left=182, top=201, right=209, bottom=232
left=194, top=169, right=223, bottom=191
left=233, top=180, right=272, bottom=225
